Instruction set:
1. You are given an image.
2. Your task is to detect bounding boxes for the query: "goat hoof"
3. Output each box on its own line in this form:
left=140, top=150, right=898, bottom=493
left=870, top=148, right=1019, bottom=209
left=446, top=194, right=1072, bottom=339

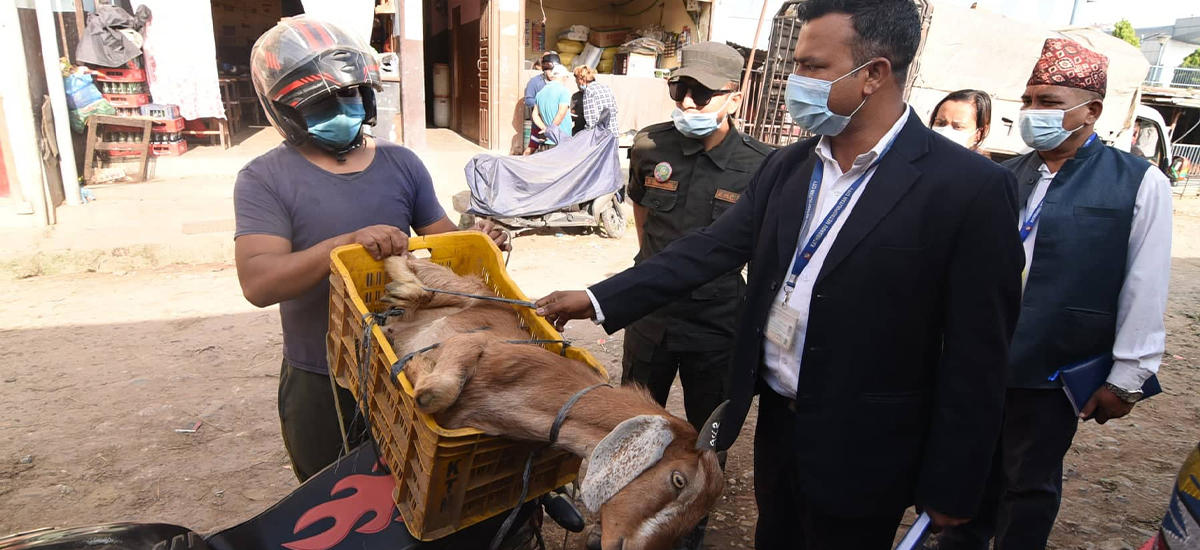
left=414, top=386, right=455, bottom=413
left=585, top=525, right=602, bottom=550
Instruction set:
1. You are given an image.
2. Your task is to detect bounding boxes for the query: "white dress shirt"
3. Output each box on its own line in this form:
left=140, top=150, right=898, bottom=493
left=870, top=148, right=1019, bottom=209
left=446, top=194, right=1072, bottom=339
left=1020, top=161, right=1172, bottom=391
left=760, top=108, right=912, bottom=398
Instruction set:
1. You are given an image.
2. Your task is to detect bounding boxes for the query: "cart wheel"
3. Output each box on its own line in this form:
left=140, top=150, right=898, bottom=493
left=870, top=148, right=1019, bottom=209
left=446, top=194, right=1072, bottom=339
left=458, top=213, right=477, bottom=230
left=600, top=208, right=625, bottom=239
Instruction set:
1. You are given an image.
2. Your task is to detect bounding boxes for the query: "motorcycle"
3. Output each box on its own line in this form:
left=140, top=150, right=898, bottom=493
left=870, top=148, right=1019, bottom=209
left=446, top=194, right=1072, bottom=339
left=0, top=444, right=584, bottom=550
left=458, top=116, right=628, bottom=240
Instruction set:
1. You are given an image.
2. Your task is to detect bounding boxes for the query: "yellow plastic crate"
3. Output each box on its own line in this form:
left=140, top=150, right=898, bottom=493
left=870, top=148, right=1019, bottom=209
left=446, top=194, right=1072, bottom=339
left=327, top=231, right=607, bottom=540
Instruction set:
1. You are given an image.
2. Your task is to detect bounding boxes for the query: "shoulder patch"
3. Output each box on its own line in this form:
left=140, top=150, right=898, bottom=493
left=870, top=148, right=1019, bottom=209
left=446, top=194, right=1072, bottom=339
left=653, top=162, right=673, bottom=182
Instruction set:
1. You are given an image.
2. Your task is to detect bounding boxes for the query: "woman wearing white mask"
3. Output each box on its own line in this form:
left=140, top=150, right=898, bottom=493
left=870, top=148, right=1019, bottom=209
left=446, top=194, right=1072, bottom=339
left=929, top=89, right=991, bottom=155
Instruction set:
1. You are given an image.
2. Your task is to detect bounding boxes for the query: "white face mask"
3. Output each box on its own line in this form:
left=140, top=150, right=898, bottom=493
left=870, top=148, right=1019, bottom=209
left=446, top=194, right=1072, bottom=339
left=932, top=125, right=977, bottom=149
left=1018, top=101, right=1091, bottom=151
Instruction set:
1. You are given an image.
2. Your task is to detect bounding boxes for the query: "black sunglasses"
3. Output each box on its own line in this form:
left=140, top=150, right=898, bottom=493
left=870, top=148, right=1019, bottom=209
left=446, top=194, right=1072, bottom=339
left=667, top=79, right=735, bottom=108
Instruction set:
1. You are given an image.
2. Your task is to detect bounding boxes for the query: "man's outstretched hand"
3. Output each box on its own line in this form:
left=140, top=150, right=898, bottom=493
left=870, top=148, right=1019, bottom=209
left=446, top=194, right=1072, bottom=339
left=535, top=291, right=596, bottom=332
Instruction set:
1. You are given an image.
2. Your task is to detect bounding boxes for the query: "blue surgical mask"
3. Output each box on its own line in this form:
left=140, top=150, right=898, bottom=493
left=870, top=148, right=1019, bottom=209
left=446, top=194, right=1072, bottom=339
left=305, top=94, right=366, bottom=150
left=671, top=94, right=731, bottom=139
left=784, top=60, right=872, bottom=136
left=1018, top=101, right=1090, bottom=151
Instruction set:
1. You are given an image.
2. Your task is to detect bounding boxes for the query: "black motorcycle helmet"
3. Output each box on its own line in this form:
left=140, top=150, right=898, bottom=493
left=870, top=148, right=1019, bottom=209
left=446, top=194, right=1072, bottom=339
left=250, top=16, right=382, bottom=158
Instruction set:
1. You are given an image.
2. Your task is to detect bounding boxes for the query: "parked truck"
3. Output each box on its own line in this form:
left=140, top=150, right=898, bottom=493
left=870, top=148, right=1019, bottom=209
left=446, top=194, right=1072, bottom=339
left=745, top=0, right=1173, bottom=174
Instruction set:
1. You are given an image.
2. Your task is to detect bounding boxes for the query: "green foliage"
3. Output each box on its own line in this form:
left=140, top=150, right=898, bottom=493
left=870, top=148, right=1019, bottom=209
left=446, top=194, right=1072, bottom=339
left=1112, top=20, right=1140, bottom=48
left=1183, top=49, right=1200, bottom=69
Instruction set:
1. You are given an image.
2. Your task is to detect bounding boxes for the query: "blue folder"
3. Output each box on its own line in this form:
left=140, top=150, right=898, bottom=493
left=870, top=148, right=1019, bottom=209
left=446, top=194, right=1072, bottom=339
left=1056, top=355, right=1162, bottom=418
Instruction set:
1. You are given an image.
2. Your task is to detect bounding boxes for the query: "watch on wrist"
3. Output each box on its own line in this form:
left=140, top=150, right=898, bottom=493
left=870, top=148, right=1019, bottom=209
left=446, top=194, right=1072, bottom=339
left=1104, top=382, right=1143, bottom=403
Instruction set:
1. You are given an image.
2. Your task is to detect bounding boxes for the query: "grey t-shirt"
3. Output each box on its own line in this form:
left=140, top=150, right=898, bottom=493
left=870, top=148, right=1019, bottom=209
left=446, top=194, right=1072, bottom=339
left=234, top=140, right=446, bottom=374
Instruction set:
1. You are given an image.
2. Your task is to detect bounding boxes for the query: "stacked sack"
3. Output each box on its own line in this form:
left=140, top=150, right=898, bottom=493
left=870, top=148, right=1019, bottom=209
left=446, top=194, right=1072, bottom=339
left=597, top=46, right=618, bottom=73
left=555, top=25, right=589, bottom=68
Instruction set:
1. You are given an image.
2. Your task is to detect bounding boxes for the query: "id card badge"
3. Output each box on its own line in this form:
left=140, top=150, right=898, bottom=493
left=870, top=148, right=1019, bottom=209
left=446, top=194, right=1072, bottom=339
left=765, top=302, right=800, bottom=351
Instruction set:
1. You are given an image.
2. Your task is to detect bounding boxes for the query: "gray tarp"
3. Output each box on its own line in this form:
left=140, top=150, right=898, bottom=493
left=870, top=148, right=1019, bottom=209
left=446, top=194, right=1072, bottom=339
left=75, top=5, right=151, bottom=69
left=465, top=122, right=622, bottom=218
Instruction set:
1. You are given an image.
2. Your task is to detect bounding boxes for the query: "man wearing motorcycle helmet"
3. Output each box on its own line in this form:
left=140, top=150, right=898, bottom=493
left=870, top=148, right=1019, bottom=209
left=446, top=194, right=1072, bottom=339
left=234, top=16, right=510, bottom=482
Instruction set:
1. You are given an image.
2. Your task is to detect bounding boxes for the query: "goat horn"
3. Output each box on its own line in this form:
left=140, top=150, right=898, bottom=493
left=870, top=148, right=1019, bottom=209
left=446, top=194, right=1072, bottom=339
left=695, top=400, right=729, bottom=451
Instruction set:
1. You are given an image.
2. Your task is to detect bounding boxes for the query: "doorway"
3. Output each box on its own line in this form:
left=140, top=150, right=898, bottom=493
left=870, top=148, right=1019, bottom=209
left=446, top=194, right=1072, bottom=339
left=450, top=5, right=480, bottom=143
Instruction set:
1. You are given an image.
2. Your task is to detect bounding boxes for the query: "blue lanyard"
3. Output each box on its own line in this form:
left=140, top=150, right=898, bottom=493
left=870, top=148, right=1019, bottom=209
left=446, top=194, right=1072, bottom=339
left=784, top=137, right=897, bottom=299
left=1020, top=132, right=1097, bottom=242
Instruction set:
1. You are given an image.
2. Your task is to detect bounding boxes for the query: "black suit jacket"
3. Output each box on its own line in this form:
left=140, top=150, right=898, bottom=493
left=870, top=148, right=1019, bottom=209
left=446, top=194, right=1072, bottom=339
left=590, top=110, right=1025, bottom=518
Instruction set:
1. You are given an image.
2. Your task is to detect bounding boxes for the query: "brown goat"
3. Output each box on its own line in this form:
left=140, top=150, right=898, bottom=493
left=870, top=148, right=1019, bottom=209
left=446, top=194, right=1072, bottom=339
left=379, top=255, right=725, bottom=550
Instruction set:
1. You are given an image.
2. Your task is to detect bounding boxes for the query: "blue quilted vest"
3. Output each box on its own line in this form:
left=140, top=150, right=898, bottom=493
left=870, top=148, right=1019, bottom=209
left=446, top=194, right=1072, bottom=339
left=1002, top=139, right=1149, bottom=388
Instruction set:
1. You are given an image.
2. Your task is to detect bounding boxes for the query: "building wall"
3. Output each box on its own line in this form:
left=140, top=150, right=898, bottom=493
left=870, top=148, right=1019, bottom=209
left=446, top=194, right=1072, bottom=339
left=1139, top=38, right=1164, bottom=65
left=1141, top=38, right=1198, bottom=67
left=211, top=0, right=283, bottom=66
left=1160, top=40, right=1198, bottom=68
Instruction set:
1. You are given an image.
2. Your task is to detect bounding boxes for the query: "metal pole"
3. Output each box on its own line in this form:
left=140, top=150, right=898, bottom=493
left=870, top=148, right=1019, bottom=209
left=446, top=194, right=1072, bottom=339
left=739, top=0, right=772, bottom=95
left=35, top=0, right=82, bottom=206
left=0, top=1, right=50, bottom=224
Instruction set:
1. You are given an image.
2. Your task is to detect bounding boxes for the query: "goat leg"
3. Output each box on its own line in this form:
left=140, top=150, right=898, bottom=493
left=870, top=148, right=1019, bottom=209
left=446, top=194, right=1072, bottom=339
left=410, top=332, right=487, bottom=413
left=382, top=256, right=430, bottom=312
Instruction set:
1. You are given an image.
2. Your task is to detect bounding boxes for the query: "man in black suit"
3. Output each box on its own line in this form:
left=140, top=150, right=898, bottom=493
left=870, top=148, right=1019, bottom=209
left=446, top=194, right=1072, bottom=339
left=536, top=0, right=1025, bottom=547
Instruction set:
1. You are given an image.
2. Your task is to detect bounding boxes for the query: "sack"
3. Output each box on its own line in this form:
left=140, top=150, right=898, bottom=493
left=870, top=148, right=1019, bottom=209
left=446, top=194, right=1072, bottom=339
left=574, top=43, right=603, bottom=69
left=556, top=25, right=589, bottom=42
left=597, top=59, right=614, bottom=73
left=64, top=73, right=115, bottom=133
left=600, top=47, right=618, bottom=60
left=558, top=52, right=576, bottom=66
left=556, top=39, right=585, bottom=54
left=65, top=73, right=103, bottom=110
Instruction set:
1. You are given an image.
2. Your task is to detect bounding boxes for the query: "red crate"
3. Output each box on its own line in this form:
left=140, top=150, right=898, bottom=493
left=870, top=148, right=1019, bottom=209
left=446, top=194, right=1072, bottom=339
left=103, top=93, right=150, bottom=108
left=152, top=117, right=185, bottom=132
left=102, top=118, right=183, bottom=135
left=152, top=141, right=188, bottom=156
left=139, top=103, right=181, bottom=119
left=93, top=67, right=147, bottom=82
left=102, top=148, right=144, bottom=159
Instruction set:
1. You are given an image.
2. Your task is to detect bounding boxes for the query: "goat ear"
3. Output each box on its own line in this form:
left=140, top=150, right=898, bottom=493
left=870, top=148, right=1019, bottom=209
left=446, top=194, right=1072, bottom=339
left=579, top=415, right=674, bottom=514
left=695, top=400, right=729, bottom=451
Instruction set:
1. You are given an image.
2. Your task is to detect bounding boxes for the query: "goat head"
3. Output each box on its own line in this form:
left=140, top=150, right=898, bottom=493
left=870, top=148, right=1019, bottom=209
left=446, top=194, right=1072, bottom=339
left=581, top=402, right=729, bottom=550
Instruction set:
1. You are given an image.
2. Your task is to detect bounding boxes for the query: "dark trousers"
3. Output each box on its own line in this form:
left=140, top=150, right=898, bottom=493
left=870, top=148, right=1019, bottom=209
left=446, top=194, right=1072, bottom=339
left=278, top=359, right=365, bottom=482
left=621, top=333, right=731, bottom=432
left=939, top=388, right=1080, bottom=550
left=754, top=390, right=905, bottom=550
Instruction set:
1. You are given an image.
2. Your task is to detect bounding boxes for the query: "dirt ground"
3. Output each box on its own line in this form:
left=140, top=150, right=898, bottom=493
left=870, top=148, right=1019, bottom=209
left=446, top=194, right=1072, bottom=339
left=3, top=197, right=1200, bottom=550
